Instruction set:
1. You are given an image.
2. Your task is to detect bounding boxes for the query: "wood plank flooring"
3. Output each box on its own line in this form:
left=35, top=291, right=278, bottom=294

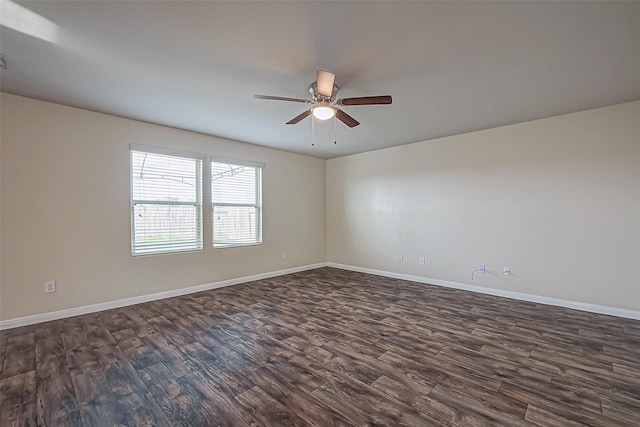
left=1, top=267, right=639, bottom=426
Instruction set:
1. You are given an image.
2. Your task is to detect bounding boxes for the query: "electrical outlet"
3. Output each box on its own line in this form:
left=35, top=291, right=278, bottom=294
left=44, top=280, right=56, bottom=293
left=419, top=257, right=426, bottom=265
left=398, top=255, right=404, bottom=263
left=282, top=252, right=287, bottom=260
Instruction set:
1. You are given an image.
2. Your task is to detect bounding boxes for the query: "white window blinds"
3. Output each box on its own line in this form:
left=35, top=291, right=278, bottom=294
left=212, top=160, right=262, bottom=248
left=131, top=149, right=203, bottom=255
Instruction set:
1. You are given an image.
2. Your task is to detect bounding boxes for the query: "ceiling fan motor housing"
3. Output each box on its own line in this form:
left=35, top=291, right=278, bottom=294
left=309, top=82, right=340, bottom=103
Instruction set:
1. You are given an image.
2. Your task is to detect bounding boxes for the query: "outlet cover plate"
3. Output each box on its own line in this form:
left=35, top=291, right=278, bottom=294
left=44, top=281, right=56, bottom=293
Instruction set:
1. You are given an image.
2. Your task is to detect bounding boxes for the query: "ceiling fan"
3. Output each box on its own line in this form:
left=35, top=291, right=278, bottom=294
left=253, top=70, right=392, bottom=128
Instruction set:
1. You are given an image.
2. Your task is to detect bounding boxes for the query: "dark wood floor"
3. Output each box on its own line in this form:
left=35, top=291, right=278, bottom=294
left=1, top=267, right=640, bottom=426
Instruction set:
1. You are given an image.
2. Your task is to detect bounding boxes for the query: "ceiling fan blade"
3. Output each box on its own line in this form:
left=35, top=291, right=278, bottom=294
left=286, top=110, right=312, bottom=125
left=337, top=95, right=392, bottom=106
left=316, top=70, right=335, bottom=98
left=335, top=109, right=360, bottom=128
left=253, top=95, right=310, bottom=103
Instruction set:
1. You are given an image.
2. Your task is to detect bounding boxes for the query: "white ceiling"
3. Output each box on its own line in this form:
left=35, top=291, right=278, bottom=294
left=1, top=1, right=639, bottom=159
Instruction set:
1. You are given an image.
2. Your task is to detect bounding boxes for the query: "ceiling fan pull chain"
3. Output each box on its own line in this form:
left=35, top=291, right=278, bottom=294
left=311, top=115, right=315, bottom=146
left=333, top=115, right=337, bottom=144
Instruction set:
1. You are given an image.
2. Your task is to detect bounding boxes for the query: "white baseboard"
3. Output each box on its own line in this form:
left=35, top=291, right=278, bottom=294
left=0, top=263, right=327, bottom=330
left=3, top=261, right=638, bottom=330
left=327, top=262, right=640, bottom=321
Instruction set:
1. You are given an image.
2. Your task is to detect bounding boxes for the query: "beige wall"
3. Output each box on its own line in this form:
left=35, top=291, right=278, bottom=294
left=1, top=93, right=326, bottom=320
left=327, top=101, right=640, bottom=311
left=2, top=94, right=638, bottom=321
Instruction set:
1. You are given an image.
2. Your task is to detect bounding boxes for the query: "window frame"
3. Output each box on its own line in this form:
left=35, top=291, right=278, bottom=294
left=129, top=144, right=205, bottom=256
left=211, top=157, right=264, bottom=249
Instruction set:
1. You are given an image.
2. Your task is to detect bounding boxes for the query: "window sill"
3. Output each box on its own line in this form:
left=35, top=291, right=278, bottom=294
left=131, top=248, right=203, bottom=257
left=213, top=242, right=262, bottom=250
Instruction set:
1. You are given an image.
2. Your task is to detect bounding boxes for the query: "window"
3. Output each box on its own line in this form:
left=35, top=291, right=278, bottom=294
left=130, top=147, right=203, bottom=255
left=212, top=159, right=262, bottom=248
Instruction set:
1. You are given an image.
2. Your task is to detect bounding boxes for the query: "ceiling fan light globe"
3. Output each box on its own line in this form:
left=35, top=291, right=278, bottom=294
left=312, top=106, right=335, bottom=120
